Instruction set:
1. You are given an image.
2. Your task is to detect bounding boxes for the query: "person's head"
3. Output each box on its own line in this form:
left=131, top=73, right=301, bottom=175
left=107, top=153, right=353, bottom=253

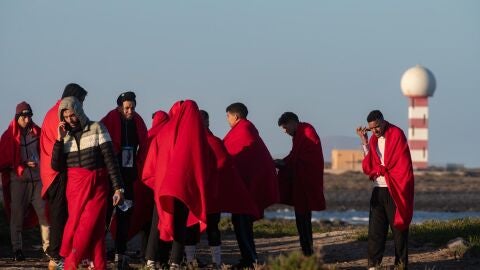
left=116, top=91, right=136, bottom=120
left=199, top=110, right=209, bottom=128
left=61, top=83, right=88, bottom=103
left=226, top=102, right=248, bottom=127
left=151, top=110, right=169, bottom=128
left=15, top=101, right=33, bottom=129
left=278, top=112, right=299, bottom=136
left=59, top=96, right=89, bottom=129
left=367, top=110, right=387, bottom=138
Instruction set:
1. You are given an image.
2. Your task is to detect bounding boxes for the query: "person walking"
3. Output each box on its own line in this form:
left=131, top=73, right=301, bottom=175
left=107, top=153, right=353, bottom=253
left=0, top=101, right=50, bottom=261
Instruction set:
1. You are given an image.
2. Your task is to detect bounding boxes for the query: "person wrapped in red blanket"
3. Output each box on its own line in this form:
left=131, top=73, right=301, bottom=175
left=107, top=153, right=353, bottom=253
left=40, top=83, right=88, bottom=267
left=0, top=101, right=50, bottom=261
left=223, top=102, right=279, bottom=268
left=142, top=100, right=210, bottom=269
left=182, top=110, right=259, bottom=267
left=51, top=96, right=125, bottom=270
left=275, top=112, right=325, bottom=256
left=101, top=91, right=149, bottom=268
left=142, top=110, right=172, bottom=269
left=356, top=110, right=414, bottom=268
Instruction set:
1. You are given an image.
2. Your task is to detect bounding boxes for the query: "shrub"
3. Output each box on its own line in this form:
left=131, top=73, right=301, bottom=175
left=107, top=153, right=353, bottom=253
left=264, top=251, right=326, bottom=270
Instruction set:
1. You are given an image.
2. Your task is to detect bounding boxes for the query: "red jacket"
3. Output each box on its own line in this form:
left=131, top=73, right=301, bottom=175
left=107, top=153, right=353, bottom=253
left=278, top=122, right=326, bottom=213
left=362, top=122, right=414, bottom=231
left=223, top=119, right=279, bottom=219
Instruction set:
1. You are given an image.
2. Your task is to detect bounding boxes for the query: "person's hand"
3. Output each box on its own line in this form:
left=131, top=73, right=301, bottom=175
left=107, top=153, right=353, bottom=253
left=25, top=161, right=37, bottom=168
left=356, top=126, right=369, bottom=145
left=112, top=189, right=124, bottom=206
left=58, top=122, right=68, bottom=140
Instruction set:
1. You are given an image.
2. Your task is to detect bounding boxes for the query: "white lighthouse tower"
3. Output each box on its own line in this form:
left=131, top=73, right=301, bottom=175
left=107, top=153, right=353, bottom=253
left=400, top=65, right=436, bottom=169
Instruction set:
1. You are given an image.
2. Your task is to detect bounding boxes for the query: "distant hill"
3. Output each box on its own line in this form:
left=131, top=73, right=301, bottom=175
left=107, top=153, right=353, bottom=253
left=322, top=135, right=361, bottom=162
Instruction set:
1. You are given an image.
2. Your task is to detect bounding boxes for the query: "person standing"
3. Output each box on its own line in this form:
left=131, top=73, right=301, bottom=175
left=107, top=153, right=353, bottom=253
left=223, top=102, right=279, bottom=269
left=275, top=112, right=326, bottom=256
left=40, top=83, right=88, bottom=269
left=52, top=96, right=125, bottom=270
left=142, top=110, right=172, bottom=270
left=101, top=91, right=148, bottom=270
left=0, top=102, right=50, bottom=261
left=182, top=110, right=258, bottom=268
left=356, top=110, right=414, bottom=269
left=142, top=100, right=210, bottom=270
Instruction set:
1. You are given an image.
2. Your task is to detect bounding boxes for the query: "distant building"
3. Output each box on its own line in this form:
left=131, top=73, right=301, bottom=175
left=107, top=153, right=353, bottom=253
left=400, top=65, right=436, bottom=169
left=331, top=149, right=364, bottom=171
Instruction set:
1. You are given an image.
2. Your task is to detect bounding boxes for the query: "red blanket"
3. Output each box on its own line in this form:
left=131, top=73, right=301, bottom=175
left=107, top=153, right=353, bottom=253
left=143, top=101, right=209, bottom=241
left=101, top=108, right=150, bottom=240
left=205, top=130, right=258, bottom=217
left=362, top=122, right=414, bottom=231
left=150, top=110, right=169, bottom=138
left=0, top=118, right=41, bottom=228
left=60, top=168, right=108, bottom=270
left=141, top=111, right=169, bottom=190
left=278, top=122, right=325, bottom=213
left=223, top=119, right=279, bottom=219
left=40, top=100, right=61, bottom=197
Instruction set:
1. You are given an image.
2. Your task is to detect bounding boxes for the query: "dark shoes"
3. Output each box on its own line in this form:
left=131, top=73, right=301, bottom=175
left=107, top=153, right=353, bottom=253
left=13, top=249, right=25, bottom=261
left=115, top=258, right=133, bottom=270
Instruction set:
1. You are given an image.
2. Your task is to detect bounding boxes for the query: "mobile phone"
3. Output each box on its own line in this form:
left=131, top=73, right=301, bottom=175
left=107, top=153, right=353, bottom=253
left=64, top=123, right=72, bottom=132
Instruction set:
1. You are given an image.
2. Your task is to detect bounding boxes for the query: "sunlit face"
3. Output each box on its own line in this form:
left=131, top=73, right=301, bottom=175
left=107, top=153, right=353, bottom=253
left=280, top=120, right=297, bottom=137
left=17, top=114, right=32, bottom=129
left=62, top=109, right=80, bottom=128
left=119, top=101, right=136, bottom=120
left=226, top=112, right=239, bottom=128
left=368, top=119, right=386, bottom=138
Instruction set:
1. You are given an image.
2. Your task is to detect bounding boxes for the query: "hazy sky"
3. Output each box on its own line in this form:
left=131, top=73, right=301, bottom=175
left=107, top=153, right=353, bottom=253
left=1, top=1, right=479, bottom=167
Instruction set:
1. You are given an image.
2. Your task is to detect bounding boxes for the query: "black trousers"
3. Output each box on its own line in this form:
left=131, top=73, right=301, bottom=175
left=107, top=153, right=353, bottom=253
left=295, top=211, right=313, bottom=256
left=206, top=213, right=221, bottom=246
left=170, top=199, right=189, bottom=265
left=145, top=205, right=172, bottom=265
left=185, top=213, right=222, bottom=246
left=368, top=187, right=409, bottom=268
left=232, top=214, right=257, bottom=265
left=46, top=173, right=68, bottom=260
left=106, top=179, right=134, bottom=254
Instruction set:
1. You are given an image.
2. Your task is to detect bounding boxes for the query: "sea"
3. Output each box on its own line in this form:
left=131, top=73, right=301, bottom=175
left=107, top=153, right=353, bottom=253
left=264, top=209, right=480, bottom=225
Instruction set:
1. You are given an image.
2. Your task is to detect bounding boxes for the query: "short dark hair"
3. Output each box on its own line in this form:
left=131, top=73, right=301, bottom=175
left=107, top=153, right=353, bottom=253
left=226, top=102, right=248, bottom=119
left=278, top=112, right=299, bottom=126
left=62, top=83, right=87, bottom=102
left=367, top=110, right=384, bottom=122
left=199, top=110, right=209, bottom=121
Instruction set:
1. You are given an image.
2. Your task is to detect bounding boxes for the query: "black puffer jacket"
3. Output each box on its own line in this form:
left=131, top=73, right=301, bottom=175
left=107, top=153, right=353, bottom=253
left=51, top=97, right=123, bottom=191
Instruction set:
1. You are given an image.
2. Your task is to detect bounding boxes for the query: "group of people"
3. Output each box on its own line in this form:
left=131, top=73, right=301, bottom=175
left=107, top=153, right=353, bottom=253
left=0, top=83, right=415, bottom=270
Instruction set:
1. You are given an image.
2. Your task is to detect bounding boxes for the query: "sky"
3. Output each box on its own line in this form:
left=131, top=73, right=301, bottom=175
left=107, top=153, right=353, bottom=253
left=1, top=1, right=479, bottom=167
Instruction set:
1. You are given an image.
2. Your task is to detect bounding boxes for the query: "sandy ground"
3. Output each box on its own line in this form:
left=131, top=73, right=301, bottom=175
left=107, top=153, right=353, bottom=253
left=1, top=229, right=479, bottom=269
left=1, top=172, right=479, bottom=269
